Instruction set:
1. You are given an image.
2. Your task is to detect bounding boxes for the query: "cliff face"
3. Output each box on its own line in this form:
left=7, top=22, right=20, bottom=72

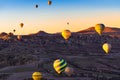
left=0, top=27, right=120, bottom=80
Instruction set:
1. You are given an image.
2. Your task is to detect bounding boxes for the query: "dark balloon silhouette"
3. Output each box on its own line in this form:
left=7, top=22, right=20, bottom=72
left=67, top=22, right=69, bottom=25
left=35, top=4, right=38, bottom=8
left=20, top=23, right=24, bottom=28
left=13, top=29, right=16, bottom=33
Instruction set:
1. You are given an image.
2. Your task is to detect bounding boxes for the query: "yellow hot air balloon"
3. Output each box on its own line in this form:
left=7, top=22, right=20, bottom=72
left=53, top=59, right=67, bottom=74
left=48, top=0, right=52, bottom=5
left=65, top=67, right=74, bottom=76
left=61, top=30, right=71, bottom=41
left=32, top=72, right=42, bottom=80
left=95, top=23, right=105, bottom=36
left=102, top=43, right=112, bottom=54
left=20, top=23, right=24, bottom=28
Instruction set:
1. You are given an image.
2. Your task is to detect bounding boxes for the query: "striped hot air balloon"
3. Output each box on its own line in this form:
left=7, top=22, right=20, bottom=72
left=53, top=59, right=67, bottom=74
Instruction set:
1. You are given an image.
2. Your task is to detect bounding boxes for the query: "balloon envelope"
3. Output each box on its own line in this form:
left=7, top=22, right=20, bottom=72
left=53, top=59, right=67, bottom=74
left=102, top=43, right=111, bottom=54
left=65, top=67, right=74, bottom=76
left=20, top=23, right=24, bottom=28
left=67, top=22, right=69, bottom=25
left=17, top=35, right=22, bottom=40
left=35, top=4, right=38, bottom=8
left=32, top=72, right=42, bottom=80
left=13, top=29, right=16, bottom=32
left=95, top=23, right=105, bottom=36
left=61, top=30, right=71, bottom=40
left=48, top=0, right=52, bottom=5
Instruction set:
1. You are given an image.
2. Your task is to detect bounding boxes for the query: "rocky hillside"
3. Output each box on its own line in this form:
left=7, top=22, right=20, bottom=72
left=78, top=27, right=120, bottom=37
left=0, top=27, right=120, bottom=80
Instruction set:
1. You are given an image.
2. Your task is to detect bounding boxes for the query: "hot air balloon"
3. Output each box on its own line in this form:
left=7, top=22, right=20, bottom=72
left=53, top=59, right=67, bottom=74
left=67, top=22, right=69, bottom=25
left=35, top=4, right=38, bottom=8
left=48, top=0, right=52, bottom=5
left=65, top=67, right=74, bottom=76
left=32, top=72, right=42, bottom=80
left=13, top=29, right=16, bottom=33
left=102, top=43, right=112, bottom=54
left=17, top=35, right=22, bottom=40
left=20, top=23, right=24, bottom=28
left=61, top=30, right=71, bottom=41
left=95, top=23, right=105, bottom=36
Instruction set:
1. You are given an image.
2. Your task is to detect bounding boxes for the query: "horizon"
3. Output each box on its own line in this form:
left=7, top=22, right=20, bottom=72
left=0, top=26, right=120, bottom=35
left=0, top=0, right=120, bottom=35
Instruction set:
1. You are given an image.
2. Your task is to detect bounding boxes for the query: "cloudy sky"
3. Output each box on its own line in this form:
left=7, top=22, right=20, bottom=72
left=0, top=0, right=120, bottom=35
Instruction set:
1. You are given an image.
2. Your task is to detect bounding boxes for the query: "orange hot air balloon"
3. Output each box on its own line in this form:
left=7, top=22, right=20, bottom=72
left=65, top=67, right=74, bottom=76
left=20, top=23, right=24, bottom=28
left=48, top=0, right=52, bottom=5
left=17, top=35, right=22, bottom=40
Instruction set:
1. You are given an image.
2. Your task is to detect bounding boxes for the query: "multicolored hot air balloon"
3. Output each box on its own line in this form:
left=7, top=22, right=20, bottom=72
left=102, top=43, right=112, bottom=54
left=48, top=0, right=52, bottom=5
left=95, top=23, right=105, bottom=36
left=53, top=59, right=67, bottom=74
left=20, top=23, right=24, bottom=28
left=61, top=30, right=71, bottom=41
left=65, top=67, right=74, bottom=76
left=32, top=72, right=42, bottom=80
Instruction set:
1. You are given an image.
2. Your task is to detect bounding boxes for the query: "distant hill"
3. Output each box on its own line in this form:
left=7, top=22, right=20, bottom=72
left=29, top=30, right=50, bottom=36
left=78, top=27, right=120, bottom=34
left=104, top=27, right=120, bottom=32
left=77, top=27, right=95, bottom=34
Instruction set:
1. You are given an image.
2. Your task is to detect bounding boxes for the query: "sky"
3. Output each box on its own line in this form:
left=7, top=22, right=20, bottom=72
left=0, top=0, right=120, bottom=35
